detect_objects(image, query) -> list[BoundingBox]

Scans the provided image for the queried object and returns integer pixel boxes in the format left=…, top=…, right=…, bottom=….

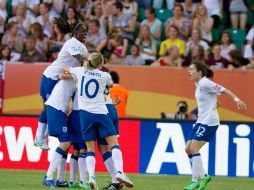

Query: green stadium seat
left=247, top=11, right=254, bottom=27
left=6, top=0, right=12, bottom=17
left=212, top=28, right=222, bottom=43
left=155, top=9, right=173, bottom=23
left=225, top=29, right=246, bottom=50
left=138, top=7, right=146, bottom=22
left=133, top=24, right=139, bottom=39
left=161, top=24, right=167, bottom=41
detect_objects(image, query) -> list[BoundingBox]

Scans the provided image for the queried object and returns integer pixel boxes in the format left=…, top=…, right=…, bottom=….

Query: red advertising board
left=0, top=116, right=140, bottom=173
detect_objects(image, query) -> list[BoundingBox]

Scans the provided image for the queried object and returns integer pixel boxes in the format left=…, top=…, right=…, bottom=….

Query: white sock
left=192, top=153, right=204, bottom=182
left=46, top=147, right=66, bottom=180
left=70, top=155, right=78, bottom=183
left=86, top=152, right=96, bottom=179
left=111, top=146, right=123, bottom=173
left=36, top=122, right=47, bottom=142
left=104, top=155, right=117, bottom=183
left=57, top=157, right=67, bottom=182
left=44, top=125, right=48, bottom=139
left=79, top=153, right=88, bottom=183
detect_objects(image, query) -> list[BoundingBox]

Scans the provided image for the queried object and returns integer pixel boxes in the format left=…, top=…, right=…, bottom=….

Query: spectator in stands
left=42, top=0, right=65, bottom=18
left=20, top=35, right=47, bottom=63
left=153, top=0, right=175, bottom=10
left=109, top=71, right=129, bottom=118
left=227, top=49, right=250, bottom=70
left=182, top=44, right=206, bottom=67
left=0, top=45, right=12, bottom=62
left=36, top=2, right=54, bottom=38
left=164, top=4, right=191, bottom=40
left=229, top=0, right=248, bottom=30
left=141, top=7, right=162, bottom=44
left=30, top=23, right=49, bottom=55
left=1, top=22, right=24, bottom=55
left=184, top=28, right=209, bottom=59
left=135, top=24, right=157, bottom=65
left=107, top=28, right=128, bottom=65
left=48, top=19, right=70, bottom=50
left=193, top=4, right=213, bottom=43
left=124, top=44, right=145, bottom=65
left=135, top=0, right=151, bottom=8
left=152, top=46, right=182, bottom=67
left=122, top=0, right=138, bottom=21
left=0, top=0, right=7, bottom=40
left=207, top=43, right=228, bottom=69
left=8, top=3, right=35, bottom=37
left=202, top=0, right=221, bottom=28
left=47, top=45, right=61, bottom=62
left=246, top=24, right=254, bottom=44
left=159, top=25, right=185, bottom=56
left=108, top=1, right=135, bottom=43
left=220, top=31, right=236, bottom=61
left=64, top=6, right=80, bottom=25
left=88, top=1, right=107, bottom=35
left=12, top=0, right=40, bottom=19
left=86, top=19, right=107, bottom=52
left=101, top=0, right=114, bottom=18
left=180, top=0, right=198, bottom=20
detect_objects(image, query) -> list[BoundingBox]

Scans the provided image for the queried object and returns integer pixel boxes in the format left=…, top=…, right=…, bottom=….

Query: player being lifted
left=184, top=61, right=247, bottom=190
left=61, top=50, right=134, bottom=189
left=34, top=17, right=88, bottom=150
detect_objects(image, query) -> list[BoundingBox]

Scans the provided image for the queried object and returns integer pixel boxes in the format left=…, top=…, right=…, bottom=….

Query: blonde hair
left=84, top=50, right=106, bottom=69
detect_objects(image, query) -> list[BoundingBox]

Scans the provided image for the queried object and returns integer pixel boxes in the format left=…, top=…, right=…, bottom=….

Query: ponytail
left=53, top=17, right=71, bottom=34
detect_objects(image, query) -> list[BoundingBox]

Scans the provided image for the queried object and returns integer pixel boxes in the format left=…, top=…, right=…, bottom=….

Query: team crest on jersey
left=199, top=87, right=203, bottom=92
left=213, top=85, right=221, bottom=92
left=62, top=126, right=68, bottom=133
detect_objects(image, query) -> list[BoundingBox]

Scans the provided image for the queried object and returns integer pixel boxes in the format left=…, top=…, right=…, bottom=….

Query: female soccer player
left=34, top=17, right=88, bottom=150
left=184, top=61, right=247, bottom=190
left=62, top=51, right=134, bottom=189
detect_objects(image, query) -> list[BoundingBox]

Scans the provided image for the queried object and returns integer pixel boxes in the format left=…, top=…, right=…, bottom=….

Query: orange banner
left=3, top=63, right=254, bottom=121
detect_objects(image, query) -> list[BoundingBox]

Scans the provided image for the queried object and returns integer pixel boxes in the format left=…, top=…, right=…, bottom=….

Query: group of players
left=33, top=17, right=133, bottom=190
left=32, top=17, right=247, bottom=190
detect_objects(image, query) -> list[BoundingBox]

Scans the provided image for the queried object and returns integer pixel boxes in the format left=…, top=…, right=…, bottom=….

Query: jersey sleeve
left=204, top=79, right=225, bottom=94
left=106, top=73, right=113, bottom=87
left=66, top=40, right=83, bottom=56
left=69, top=67, right=80, bottom=80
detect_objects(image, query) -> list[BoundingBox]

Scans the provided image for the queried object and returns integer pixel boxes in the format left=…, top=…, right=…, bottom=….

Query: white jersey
left=45, top=79, right=76, bottom=114
left=70, top=67, right=113, bottom=114
left=195, top=77, right=225, bottom=126
left=43, top=37, right=88, bottom=80
left=104, top=86, right=113, bottom=105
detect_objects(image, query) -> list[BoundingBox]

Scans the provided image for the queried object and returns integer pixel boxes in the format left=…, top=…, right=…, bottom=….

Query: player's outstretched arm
left=58, top=73, right=73, bottom=80
left=223, top=89, right=247, bottom=110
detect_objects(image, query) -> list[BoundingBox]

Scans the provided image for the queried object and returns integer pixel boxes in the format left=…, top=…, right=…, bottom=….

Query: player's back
left=43, top=38, right=88, bottom=80
left=110, top=84, right=129, bottom=117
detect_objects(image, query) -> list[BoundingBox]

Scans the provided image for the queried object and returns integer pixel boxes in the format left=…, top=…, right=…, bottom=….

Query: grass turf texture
left=0, top=169, right=254, bottom=190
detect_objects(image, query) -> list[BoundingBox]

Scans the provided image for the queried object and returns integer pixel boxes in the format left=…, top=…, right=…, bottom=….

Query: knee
left=185, top=147, right=191, bottom=155
left=189, top=145, right=199, bottom=154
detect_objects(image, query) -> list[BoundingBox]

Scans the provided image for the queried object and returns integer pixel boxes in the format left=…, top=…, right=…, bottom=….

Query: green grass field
left=0, top=169, right=254, bottom=190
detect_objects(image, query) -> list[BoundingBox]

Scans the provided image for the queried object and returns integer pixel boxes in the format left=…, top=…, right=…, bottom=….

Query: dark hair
left=113, top=1, right=123, bottom=11
left=30, top=23, right=44, bottom=40
left=191, top=60, right=214, bottom=78
left=89, top=19, right=100, bottom=27
left=0, top=44, right=11, bottom=60
left=221, top=32, right=232, bottom=45
left=146, top=7, right=156, bottom=16
left=174, top=4, right=184, bottom=12
left=131, top=44, right=140, bottom=54
left=229, top=49, right=243, bottom=62
left=110, top=71, right=119, bottom=83
left=5, top=21, right=17, bottom=31
left=53, top=17, right=87, bottom=36
left=64, top=6, right=79, bottom=23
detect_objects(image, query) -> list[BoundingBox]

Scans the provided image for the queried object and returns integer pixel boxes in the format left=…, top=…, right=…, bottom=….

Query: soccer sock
left=192, top=153, right=204, bottom=182
left=79, top=153, right=88, bottom=183
left=86, top=152, right=96, bottom=179
left=111, top=145, right=123, bottom=173
left=103, top=151, right=117, bottom=183
left=46, top=147, right=66, bottom=180
left=57, top=154, right=67, bottom=182
left=36, top=122, right=47, bottom=142
left=70, top=154, right=79, bottom=183
left=44, top=125, right=48, bottom=139
left=188, top=154, right=193, bottom=165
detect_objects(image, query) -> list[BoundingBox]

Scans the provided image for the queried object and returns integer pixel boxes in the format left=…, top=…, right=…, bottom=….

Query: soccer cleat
left=42, top=176, right=56, bottom=188
left=69, top=182, right=81, bottom=188
left=55, top=180, right=69, bottom=187
left=89, top=176, right=99, bottom=189
left=102, top=182, right=124, bottom=190
left=34, top=138, right=50, bottom=151
left=184, top=181, right=200, bottom=190
left=115, top=171, right=134, bottom=188
left=198, top=175, right=211, bottom=190
left=79, top=181, right=90, bottom=189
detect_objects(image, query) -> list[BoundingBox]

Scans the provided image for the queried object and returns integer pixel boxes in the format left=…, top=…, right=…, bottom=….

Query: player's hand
left=236, top=100, right=247, bottom=110
left=113, top=96, right=121, bottom=105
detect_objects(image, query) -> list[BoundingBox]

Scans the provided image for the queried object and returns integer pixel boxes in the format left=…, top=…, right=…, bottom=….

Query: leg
left=166, top=0, right=175, bottom=9
left=153, top=0, right=163, bottom=9
left=240, top=12, right=247, bottom=30
left=78, top=146, right=89, bottom=188
left=69, top=146, right=79, bottom=186
left=231, top=13, right=239, bottom=29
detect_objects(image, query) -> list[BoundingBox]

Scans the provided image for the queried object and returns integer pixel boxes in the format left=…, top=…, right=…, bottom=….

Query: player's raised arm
left=222, top=89, right=247, bottom=110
